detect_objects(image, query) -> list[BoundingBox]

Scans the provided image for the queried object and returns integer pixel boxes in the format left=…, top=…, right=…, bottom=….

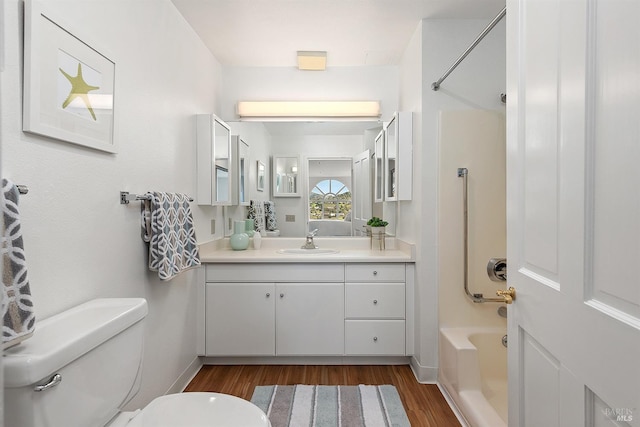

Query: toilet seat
left=124, top=393, right=270, bottom=427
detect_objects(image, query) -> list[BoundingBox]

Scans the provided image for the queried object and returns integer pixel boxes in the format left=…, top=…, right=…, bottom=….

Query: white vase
left=370, top=226, right=386, bottom=250
left=253, top=231, right=262, bottom=249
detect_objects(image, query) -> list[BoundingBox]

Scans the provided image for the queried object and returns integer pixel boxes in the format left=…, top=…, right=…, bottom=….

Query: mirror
left=273, top=155, right=300, bottom=197
left=196, top=114, right=232, bottom=205
left=257, top=161, right=265, bottom=192
left=214, top=117, right=231, bottom=204
left=227, top=120, right=394, bottom=237
left=231, top=136, right=249, bottom=205
left=374, top=129, right=384, bottom=202
left=385, top=115, right=397, bottom=201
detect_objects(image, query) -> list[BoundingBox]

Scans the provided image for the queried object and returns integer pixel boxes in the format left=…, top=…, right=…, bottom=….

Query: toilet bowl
left=3, top=298, right=270, bottom=427
left=108, top=393, right=269, bottom=427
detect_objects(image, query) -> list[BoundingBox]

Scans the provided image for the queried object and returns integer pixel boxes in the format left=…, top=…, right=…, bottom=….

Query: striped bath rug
left=250, top=384, right=411, bottom=427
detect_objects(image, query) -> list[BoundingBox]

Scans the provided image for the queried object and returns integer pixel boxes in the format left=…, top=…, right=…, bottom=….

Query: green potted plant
left=367, top=217, right=387, bottom=250
left=366, top=217, right=388, bottom=235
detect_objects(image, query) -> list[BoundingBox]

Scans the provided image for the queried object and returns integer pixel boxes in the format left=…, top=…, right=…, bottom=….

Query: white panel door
left=205, top=283, right=275, bottom=356
left=276, top=283, right=344, bottom=355
left=352, top=150, right=372, bottom=236
left=507, top=0, right=640, bottom=426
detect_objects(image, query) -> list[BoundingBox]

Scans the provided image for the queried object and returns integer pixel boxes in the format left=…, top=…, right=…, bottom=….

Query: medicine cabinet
left=377, top=112, right=413, bottom=202
left=374, top=129, right=384, bottom=203
left=273, top=155, right=301, bottom=197
left=196, top=114, right=232, bottom=205
left=231, top=136, right=250, bottom=206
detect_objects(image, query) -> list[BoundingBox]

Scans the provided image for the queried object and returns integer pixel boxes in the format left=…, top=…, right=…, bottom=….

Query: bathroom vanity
left=197, top=238, right=415, bottom=362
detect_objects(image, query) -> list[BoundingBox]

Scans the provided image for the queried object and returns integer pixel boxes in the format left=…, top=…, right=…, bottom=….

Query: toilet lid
left=127, top=393, right=270, bottom=427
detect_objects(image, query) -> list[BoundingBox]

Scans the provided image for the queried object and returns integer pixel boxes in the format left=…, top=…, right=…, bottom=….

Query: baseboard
left=201, top=355, right=411, bottom=365
left=168, top=356, right=203, bottom=394
left=408, top=356, right=438, bottom=383
left=437, top=382, right=470, bottom=427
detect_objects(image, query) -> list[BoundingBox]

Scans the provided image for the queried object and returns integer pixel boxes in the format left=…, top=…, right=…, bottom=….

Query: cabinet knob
left=266, top=293, right=270, bottom=298
left=373, top=336, right=378, bottom=342
left=373, top=299, right=378, bottom=305
left=373, top=271, right=378, bottom=276
left=280, top=293, right=284, bottom=298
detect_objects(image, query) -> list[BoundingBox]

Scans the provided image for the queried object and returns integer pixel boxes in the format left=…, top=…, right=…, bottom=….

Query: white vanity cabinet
left=201, top=262, right=412, bottom=359
left=344, top=264, right=407, bottom=355
left=203, top=264, right=344, bottom=357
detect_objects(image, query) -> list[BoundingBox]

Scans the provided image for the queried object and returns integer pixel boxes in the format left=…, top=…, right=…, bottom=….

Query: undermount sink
left=277, top=248, right=340, bottom=255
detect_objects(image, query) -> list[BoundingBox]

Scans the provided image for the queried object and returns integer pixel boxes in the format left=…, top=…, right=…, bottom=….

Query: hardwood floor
left=184, top=365, right=461, bottom=427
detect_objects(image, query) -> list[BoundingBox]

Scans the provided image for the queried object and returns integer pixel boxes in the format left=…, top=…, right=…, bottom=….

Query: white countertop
left=198, top=237, right=415, bottom=263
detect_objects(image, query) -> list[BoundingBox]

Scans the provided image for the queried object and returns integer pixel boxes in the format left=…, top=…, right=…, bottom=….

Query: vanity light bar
left=236, top=101, right=381, bottom=119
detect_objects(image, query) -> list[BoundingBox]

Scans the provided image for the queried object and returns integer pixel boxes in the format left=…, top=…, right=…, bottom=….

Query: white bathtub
left=439, top=328, right=507, bottom=427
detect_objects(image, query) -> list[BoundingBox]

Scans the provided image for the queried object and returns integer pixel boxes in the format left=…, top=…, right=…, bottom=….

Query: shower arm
left=458, top=167, right=508, bottom=303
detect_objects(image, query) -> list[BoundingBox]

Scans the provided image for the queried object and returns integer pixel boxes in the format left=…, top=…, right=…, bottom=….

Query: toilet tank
left=4, top=298, right=148, bottom=427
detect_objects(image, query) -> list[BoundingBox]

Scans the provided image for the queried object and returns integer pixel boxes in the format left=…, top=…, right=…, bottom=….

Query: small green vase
left=244, top=219, right=255, bottom=237
left=230, top=220, right=249, bottom=250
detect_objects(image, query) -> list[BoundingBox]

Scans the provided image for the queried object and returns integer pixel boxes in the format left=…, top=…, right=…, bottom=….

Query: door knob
left=496, top=287, right=516, bottom=304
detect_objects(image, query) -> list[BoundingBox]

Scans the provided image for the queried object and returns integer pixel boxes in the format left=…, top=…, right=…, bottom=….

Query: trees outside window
left=309, top=179, right=351, bottom=220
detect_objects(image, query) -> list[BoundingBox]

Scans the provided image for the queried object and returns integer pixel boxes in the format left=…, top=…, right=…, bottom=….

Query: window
left=309, top=179, right=351, bottom=220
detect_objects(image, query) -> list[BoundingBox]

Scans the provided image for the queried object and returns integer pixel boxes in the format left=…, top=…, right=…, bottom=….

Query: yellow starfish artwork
left=59, top=62, right=100, bottom=121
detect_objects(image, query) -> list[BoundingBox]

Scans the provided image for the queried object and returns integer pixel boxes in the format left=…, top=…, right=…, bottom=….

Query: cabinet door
left=374, top=130, right=385, bottom=202
left=196, top=114, right=232, bottom=206
left=205, top=283, right=275, bottom=356
left=231, top=136, right=250, bottom=206
left=276, top=283, right=344, bottom=355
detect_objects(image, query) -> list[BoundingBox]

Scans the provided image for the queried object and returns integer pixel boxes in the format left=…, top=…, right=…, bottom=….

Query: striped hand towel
left=248, top=200, right=266, bottom=233
left=264, top=201, right=278, bottom=231
left=1, top=179, right=35, bottom=348
left=141, top=192, right=200, bottom=281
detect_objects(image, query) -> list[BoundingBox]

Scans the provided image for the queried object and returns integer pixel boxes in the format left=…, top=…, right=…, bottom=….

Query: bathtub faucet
left=301, top=229, right=319, bottom=249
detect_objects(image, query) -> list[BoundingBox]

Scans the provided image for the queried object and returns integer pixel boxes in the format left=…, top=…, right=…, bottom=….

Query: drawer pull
left=266, top=293, right=270, bottom=298
left=373, top=336, right=378, bottom=342
left=373, top=271, right=378, bottom=276
left=373, top=299, right=378, bottom=305
left=280, top=293, right=284, bottom=298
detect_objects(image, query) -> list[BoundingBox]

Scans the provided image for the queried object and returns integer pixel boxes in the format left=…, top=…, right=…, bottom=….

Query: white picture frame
left=23, top=0, right=117, bottom=153
left=257, top=161, right=265, bottom=192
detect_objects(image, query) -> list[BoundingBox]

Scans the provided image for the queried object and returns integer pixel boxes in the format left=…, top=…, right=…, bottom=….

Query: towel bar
left=17, top=185, right=28, bottom=195
left=120, top=191, right=194, bottom=204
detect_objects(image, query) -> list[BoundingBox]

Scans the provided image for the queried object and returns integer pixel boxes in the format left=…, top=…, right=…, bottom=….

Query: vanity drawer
left=345, top=264, right=405, bottom=282
left=345, top=283, right=405, bottom=319
left=345, top=320, right=405, bottom=355
left=205, top=263, right=344, bottom=282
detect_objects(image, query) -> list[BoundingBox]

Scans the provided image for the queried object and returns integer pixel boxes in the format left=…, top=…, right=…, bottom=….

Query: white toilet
left=3, top=298, right=271, bottom=427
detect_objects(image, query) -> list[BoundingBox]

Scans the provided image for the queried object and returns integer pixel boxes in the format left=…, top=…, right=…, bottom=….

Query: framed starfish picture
left=23, top=0, right=117, bottom=153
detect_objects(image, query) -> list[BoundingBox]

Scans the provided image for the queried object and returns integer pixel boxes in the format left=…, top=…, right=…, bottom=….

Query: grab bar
left=458, top=168, right=506, bottom=303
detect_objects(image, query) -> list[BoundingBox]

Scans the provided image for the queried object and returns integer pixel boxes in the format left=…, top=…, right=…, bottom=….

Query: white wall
left=1, top=0, right=220, bottom=409
left=410, top=18, right=506, bottom=382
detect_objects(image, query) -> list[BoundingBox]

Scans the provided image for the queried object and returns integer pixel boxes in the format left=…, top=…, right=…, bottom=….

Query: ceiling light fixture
left=297, top=51, right=327, bottom=71
left=236, top=101, right=381, bottom=119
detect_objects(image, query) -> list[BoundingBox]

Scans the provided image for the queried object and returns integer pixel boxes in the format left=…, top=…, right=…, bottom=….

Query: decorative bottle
left=253, top=230, right=262, bottom=249
left=230, top=220, right=249, bottom=250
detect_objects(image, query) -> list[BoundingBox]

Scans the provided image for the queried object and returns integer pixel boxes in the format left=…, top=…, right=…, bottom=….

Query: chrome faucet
left=301, top=229, right=319, bottom=249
